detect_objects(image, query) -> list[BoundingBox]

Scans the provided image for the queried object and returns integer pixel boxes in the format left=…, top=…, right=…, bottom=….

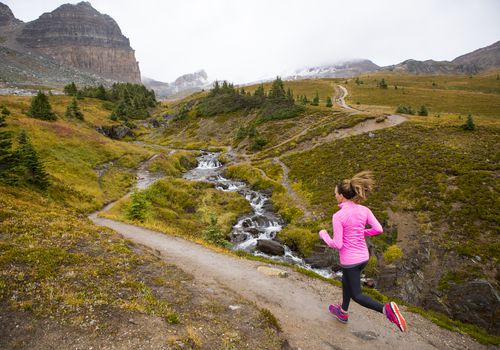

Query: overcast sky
left=3, top=0, right=500, bottom=83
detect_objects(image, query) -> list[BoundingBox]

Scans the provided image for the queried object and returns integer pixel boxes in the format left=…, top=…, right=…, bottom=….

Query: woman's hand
left=319, top=229, right=329, bottom=240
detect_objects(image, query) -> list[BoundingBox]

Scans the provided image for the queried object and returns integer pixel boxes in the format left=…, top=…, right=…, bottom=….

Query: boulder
left=256, top=239, right=284, bottom=256
left=96, top=125, right=133, bottom=140
left=446, top=280, right=500, bottom=333
left=257, top=266, right=288, bottom=278
left=304, top=244, right=340, bottom=270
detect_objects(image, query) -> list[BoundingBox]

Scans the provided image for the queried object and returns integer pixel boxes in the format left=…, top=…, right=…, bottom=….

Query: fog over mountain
left=3, top=0, right=500, bottom=84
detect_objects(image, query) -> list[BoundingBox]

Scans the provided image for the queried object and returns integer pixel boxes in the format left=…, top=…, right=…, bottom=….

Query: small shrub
left=364, top=255, right=378, bottom=277
left=395, top=105, right=415, bottom=115
left=418, top=105, right=428, bottom=116
left=126, top=190, right=149, bottom=221
left=259, top=308, right=282, bottom=332
left=202, top=214, right=229, bottom=247
left=383, top=244, right=403, bottom=263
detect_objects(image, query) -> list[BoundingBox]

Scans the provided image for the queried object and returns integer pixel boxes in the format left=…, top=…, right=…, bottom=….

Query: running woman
left=319, top=171, right=407, bottom=332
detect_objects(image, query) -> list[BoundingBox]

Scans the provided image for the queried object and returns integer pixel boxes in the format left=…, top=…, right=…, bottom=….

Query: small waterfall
left=183, top=151, right=333, bottom=278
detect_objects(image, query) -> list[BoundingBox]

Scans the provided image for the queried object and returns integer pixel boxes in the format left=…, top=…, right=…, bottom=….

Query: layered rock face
left=15, top=2, right=140, bottom=83
left=0, top=2, right=21, bottom=27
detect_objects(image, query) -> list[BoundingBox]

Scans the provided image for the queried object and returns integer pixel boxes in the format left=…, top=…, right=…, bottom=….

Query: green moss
left=277, top=225, right=317, bottom=257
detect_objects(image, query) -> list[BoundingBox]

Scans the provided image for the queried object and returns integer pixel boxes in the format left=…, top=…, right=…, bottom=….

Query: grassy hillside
left=0, top=95, right=154, bottom=212
left=345, top=69, right=500, bottom=117
left=0, top=95, right=285, bottom=348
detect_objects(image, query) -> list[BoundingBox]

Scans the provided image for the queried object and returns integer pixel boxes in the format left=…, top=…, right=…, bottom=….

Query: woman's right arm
left=319, top=214, right=343, bottom=249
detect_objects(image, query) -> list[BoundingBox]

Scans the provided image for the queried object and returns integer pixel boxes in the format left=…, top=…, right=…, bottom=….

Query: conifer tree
left=16, top=130, right=49, bottom=189
left=63, top=82, right=78, bottom=96
left=379, top=78, right=388, bottom=89
left=268, top=77, right=286, bottom=101
left=286, top=88, right=294, bottom=103
left=0, top=109, right=14, bottom=183
left=254, top=84, right=266, bottom=99
left=462, top=114, right=476, bottom=131
left=65, top=98, right=84, bottom=120
left=28, top=91, right=57, bottom=121
left=96, top=84, right=107, bottom=100
left=210, top=80, right=220, bottom=96
left=326, top=96, right=333, bottom=107
left=311, top=92, right=320, bottom=106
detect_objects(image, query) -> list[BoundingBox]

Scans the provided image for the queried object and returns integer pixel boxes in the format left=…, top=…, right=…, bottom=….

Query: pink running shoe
left=329, top=304, right=348, bottom=323
left=384, top=302, right=407, bottom=332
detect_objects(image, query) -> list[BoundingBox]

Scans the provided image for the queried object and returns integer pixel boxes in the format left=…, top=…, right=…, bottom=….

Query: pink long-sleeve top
left=319, top=200, right=383, bottom=266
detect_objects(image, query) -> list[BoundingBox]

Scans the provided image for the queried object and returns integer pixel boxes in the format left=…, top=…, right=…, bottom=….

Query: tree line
left=64, top=82, right=157, bottom=120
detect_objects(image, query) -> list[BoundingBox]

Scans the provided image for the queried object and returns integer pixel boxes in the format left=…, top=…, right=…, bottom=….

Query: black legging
left=342, top=261, right=384, bottom=313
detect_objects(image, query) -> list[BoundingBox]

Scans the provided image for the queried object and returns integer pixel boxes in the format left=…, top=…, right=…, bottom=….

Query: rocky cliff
left=0, top=2, right=21, bottom=27
left=12, top=2, right=140, bottom=83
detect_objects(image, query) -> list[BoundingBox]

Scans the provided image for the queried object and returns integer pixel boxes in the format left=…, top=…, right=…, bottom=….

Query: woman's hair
left=336, top=171, right=375, bottom=203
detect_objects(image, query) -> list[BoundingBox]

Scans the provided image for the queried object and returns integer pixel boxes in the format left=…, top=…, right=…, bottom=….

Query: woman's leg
left=341, top=268, right=351, bottom=311
left=343, top=262, right=384, bottom=313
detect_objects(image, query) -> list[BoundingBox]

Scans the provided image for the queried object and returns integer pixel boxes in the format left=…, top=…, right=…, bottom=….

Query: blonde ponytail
left=337, top=171, right=375, bottom=203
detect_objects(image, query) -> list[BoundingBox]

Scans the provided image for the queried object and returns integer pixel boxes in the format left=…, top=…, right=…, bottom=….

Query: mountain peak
left=0, top=2, right=22, bottom=26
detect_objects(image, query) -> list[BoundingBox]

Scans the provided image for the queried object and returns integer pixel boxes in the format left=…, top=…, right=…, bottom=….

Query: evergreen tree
left=418, top=105, right=428, bottom=116
left=63, top=82, right=78, bottom=96
left=462, top=114, right=475, bottom=131
left=0, top=110, right=14, bottom=183
left=110, top=101, right=127, bottom=121
left=326, top=96, right=333, bottom=107
left=254, top=84, right=266, bottom=99
left=1, top=105, right=11, bottom=117
left=210, top=80, right=220, bottom=96
left=379, top=78, right=388, bottom=89
left=311, top=92, right=320, bottom=106
left=65, top=98, right=84, bottom=120
left=286, top=88, right=294, bottom=103
left=16, top=130, right=49, bottom=189
left=28, top=91, right=57, bottom=121
left=96, top=84, right=107, bottom=100
left=268, top=77, right=286, bottom=101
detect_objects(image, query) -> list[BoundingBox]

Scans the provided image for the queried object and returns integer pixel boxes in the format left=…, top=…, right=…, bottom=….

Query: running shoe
left=329, top=303, right=348, bottom=323
left=384, top=302, right=407, bottom=332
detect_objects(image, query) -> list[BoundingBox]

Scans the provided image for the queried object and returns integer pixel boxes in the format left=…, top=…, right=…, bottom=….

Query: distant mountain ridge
left=283, top=59, right=380, bottom=80
left=142, top=70, right=211, bottom=99
left=381, top=40, right=500, bottom=75
left=0, top=1, right=140, bottom=85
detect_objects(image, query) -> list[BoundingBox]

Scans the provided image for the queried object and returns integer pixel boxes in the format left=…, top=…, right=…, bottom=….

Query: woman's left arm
left=364, top=208, right=383, bottom=236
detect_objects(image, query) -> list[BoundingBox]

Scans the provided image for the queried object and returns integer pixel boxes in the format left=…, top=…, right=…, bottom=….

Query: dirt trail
left=336, top=85, right=358, bottom=112
left=273, top=157, right=315, bottom=221
left=89, top=209, right=486, bottom=349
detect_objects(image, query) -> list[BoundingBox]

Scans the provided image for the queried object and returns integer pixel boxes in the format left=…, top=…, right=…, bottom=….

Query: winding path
left=88, top=158, right=484, bottom=350
left=336, top=85, right=358, bottom=112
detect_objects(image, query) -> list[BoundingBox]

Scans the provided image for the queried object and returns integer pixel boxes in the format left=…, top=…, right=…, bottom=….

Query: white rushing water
left=183, top=151, right=333, bottom=278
